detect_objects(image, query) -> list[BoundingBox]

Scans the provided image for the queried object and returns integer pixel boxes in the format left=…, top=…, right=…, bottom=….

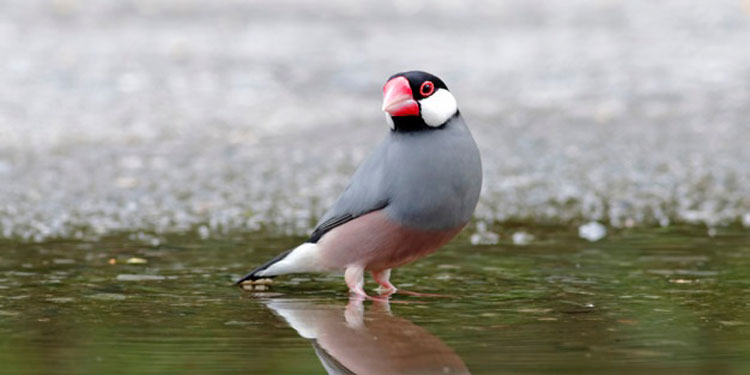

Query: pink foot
left=346, top=265, right=389, bottom=302
left=371, top=269, right=398, bottom=296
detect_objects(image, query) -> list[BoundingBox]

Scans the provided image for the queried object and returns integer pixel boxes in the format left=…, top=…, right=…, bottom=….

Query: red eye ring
left=419, top=81, right=435, bottom=97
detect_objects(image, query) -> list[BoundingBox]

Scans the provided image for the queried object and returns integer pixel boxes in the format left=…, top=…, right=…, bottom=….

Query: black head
left=382, top=71, right=459, bottom=132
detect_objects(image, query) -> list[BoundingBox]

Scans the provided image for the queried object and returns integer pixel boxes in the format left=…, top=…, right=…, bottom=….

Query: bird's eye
left=419, top=81, right=435, bottom=97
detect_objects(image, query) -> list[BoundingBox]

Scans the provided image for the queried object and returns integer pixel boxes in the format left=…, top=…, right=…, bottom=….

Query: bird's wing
left=308, top=140, right=390, bottom=243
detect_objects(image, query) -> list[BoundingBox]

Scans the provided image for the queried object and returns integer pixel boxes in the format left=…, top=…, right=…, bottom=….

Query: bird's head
left=381, top=71, right=458, bottom=132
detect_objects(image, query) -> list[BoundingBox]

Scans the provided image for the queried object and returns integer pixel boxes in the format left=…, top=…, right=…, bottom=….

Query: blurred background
left=3, top=3, right=750, bottom=374
left=1, top=0, right=749, bottom=242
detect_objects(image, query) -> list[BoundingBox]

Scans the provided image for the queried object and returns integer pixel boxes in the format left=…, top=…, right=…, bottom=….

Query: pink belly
left=316, top=210, right=463, bottom=272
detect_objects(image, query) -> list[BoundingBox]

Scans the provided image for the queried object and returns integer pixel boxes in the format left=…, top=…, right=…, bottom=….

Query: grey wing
left=307, top=140, right=390, bottom=243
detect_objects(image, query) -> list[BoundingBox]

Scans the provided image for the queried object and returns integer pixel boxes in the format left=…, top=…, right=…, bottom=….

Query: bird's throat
left=390, top=112, right=458, bottom=133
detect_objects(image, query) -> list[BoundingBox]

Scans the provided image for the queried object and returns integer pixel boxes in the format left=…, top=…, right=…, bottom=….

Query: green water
left=1, top=227, right=749, bottom=374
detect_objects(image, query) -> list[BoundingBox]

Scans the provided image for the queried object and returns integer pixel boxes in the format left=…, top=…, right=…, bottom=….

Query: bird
left=264, top=298, right=470, bottom=374
left=235, top=71, right=482, bottom=298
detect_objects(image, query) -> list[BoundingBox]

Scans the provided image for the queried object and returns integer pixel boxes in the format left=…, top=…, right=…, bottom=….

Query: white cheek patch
left=385, top=113, right=395, bottom=129
left=419, top=89, right=458, bottom=127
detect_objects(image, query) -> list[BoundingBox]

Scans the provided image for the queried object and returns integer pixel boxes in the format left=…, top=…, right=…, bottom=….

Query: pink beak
left=382, top=76, right=419, bottom=117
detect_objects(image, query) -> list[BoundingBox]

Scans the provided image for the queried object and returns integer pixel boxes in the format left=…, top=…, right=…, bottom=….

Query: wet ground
left=1, top=0, right=750, bottom=241
left=1, top=227, right=749, bottom=374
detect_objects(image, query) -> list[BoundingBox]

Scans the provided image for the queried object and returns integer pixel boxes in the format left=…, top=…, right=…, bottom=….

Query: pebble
left=88, top=293, right=127, bottom=301
left=512, top=232, right=534, bottom=245
left=116, top=274, right=166, bottom=281
left=579, top=222, right=607, bottom=242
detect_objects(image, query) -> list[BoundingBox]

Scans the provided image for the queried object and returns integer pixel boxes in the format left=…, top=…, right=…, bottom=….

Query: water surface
left=1, top=227, right=749, bottom=374
left=2, top=0, right=750, bottom=242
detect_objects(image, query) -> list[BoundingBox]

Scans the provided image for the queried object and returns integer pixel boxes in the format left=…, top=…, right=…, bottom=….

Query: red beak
left=382, top=76, right=419, bottom=117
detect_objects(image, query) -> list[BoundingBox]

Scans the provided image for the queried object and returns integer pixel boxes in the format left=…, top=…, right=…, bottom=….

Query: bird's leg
left=371, top=269, right=397, bottom=296
left=371, top=268, right=451, bottom=298
left=345, top=266, right=394, bottom=303
left=369, top=296, right=392, bottom=315
left=344, top=296, right=366, bottom=329
left=345, top=293, right=394, bottom=329
left=345, top=265, right=368, bottom=299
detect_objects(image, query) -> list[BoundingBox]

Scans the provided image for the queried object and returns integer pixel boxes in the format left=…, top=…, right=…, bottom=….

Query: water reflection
left=262, top=298, right=470, bottom=375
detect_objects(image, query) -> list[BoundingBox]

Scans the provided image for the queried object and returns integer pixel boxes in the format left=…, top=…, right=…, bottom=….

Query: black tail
left=234, top=249, right=293, bottom=285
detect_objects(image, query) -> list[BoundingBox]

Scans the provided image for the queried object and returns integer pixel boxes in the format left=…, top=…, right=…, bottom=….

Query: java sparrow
left=264, top=298, right=470, bottom=374
left=236, top=71, right=482, bottom=298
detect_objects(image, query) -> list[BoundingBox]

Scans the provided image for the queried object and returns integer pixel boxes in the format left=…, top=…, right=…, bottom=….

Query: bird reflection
left=262, top=297, right=470, bottom=375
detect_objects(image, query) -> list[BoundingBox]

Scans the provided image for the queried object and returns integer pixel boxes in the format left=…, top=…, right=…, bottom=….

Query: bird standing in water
left=236, top=71, right=482, bottom=298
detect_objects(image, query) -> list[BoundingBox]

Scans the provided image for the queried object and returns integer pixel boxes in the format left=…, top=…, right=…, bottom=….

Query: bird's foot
left=345, top=294, right=395, bottom=328
left=370, top=269, right=397, bottom=296
left=345, top=296, right=366, bottom=328
left=376, top=285, right=398, bottom=296
left=346, top=266, right=390, bottom=301
left=349, top=287, right=391, bottom=302
left=345, top=266, right=372, bottom=300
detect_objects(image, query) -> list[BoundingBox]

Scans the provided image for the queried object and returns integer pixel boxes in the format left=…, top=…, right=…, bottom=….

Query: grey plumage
left=236, top=71, right=482, bottom=288
left=315, top=113, right=481, bottom=235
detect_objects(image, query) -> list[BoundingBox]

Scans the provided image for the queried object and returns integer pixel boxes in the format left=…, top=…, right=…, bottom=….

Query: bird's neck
left=390, top=111, right=460, bottom=133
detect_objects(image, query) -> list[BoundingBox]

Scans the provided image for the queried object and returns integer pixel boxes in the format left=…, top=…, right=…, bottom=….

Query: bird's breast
left=384, top=120, right=482, bottom=230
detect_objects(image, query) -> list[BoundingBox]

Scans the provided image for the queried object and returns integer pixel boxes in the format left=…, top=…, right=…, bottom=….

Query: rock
left=579, top=222, right=606, bottom=242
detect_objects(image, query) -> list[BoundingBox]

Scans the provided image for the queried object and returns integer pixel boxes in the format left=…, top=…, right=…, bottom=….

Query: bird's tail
left=235, top=243, right=320, bottom=285
left=234, top=249, right=293, bottom=285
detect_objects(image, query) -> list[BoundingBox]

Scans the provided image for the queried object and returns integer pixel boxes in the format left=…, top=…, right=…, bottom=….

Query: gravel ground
left=1, top=0, right=749, bottom=241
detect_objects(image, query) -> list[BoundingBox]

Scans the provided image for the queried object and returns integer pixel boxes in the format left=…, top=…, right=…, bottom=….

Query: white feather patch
left=419, top=88, right=458, bottom=127
left=385, top=113, right=395, bottom=129
left=259, top=243, right=322, bottom=277
left=264, top=300, right=318, bottom=339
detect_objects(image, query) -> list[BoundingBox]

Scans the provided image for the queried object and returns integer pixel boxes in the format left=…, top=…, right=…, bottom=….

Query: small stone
left=512, top=231, right=534, bottom=245
left=238, top=278, right=273, bottom=285
left=116, top=274, right=166, bottom=281
left=198, top=226, right=210, bottom=239
left=437, top=264, right=460, bottom=269
left=742, top=213, right=750, bottom=228
left=470, top=221, right=500, bottom=245
left=517, top=308, right=553, bottom=314
left=224, top=321, right=257, bottom=326
left=579, top=222, right=606, bottom=242
left=719, top=321, right=747, bottom=326
left=240, top=283, right=268, bottom=291
left=46, top=297, right=75, bottom=303
left=88, top=293, right=127, bottom=301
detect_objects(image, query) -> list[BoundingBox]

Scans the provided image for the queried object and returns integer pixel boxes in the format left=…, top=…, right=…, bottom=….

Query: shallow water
left=1, top=227, right=749, bottom=374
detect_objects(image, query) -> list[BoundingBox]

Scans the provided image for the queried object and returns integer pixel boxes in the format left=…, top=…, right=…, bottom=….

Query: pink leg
left=345, top=266, right=368, bottom=298
left=371, top=269, right=452, bottom=298
left=371, top=269, right=397, bottom=295
left=345, top=266, right=393, bottom=302
left=344, top=296, right=365, bottom=329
